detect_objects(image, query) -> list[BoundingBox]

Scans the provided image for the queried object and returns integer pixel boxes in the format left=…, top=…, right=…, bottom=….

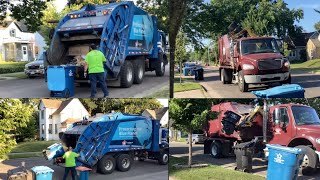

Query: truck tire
left=155, top=55, right=165, bottom=77
left=133, top=59, right=145, bottom=84
left=210, top=141, right=222, bottom=158
left=97, top=155, right=116, bottom=174
left=296, top=145, right=318, bottom=175
left=158, top=150, right=169, bottom=165
left=221, top=69, right=232, bottom=84
left=238, top=70, right=249, bottom=92
left=116, top=154, right=132, bottom=172
left=120, top=61, right=134, bottom=88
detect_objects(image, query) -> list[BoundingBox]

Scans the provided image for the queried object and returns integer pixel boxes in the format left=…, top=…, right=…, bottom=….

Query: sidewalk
left=174, top=89, right=210, bottom=98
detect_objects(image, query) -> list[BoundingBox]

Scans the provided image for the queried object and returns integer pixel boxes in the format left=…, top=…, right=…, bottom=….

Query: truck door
left=269, top=107, right=294, bottom=146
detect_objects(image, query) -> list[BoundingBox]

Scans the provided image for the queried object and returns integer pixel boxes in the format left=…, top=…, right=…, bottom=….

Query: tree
left=170, top=99, right=217, bottom=167
left=0, top=0, right=47, bottom=32
left=0, top=99, right=34, bottom=159
left=315, top=22, right=320, bottom=31
left=175, top=31, right=187, bottom=83
left=283, top=42, right=291, bottom=57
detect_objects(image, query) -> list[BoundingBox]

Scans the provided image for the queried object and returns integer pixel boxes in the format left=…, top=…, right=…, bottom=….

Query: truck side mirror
left=274, top=108, right=281, bottom=125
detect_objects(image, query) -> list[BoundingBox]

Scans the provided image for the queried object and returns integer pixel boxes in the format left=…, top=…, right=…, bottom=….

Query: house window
left=41, top=110, right=44, bottom=119
left=49, top=124, right=52, bottom=134
left=49, top=115, right=52, bottom=119
left=41, top=124, right=44, bottom=134
left=55, top=124, right=58, bottom=134
left=9, top=29, right=16, bottom=37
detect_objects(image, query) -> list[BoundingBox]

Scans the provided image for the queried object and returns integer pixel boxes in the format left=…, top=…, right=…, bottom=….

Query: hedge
left=0, top=62, right=28, bottom=74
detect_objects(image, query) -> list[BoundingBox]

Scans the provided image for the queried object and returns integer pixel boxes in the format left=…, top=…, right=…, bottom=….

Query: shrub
left=0, top=62, right=27, bottom=74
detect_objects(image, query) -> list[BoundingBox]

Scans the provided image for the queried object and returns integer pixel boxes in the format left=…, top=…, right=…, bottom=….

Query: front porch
left=2, top=42, right=34, bottom=62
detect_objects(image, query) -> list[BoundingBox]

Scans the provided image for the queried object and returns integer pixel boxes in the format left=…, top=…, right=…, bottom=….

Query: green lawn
left=11, top=141, right=59, bottom=153
left=169, top=156, right=264, bottom=180
left=0, top=72, right=27, bottom=79
left=8, top=152, right=44, bottom=159
left=291, top=59, right=320, bottom=73
left=174, top=83, right=203, bottom=93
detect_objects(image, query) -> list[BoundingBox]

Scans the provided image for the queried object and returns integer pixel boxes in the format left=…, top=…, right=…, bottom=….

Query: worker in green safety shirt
left=62, top=146, right=79, bottom=180
left=84, top=44, right=109, bottom=98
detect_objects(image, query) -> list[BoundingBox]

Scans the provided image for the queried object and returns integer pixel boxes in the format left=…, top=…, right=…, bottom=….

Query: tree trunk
left=188, top=131, right=192, bottom=167
left=169, top=0, right=188, bottom=98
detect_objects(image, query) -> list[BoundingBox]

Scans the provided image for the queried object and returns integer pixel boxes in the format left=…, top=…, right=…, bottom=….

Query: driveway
left=0, top=157, right=168, bottom=180
left=170, top=142, right=320, bottom=180
left=0, top=66, right=169, bottom=98
left=198, top=66, right=320, bottom=98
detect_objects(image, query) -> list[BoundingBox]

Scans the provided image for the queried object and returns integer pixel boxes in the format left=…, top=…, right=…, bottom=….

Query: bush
left=0, top=62, right=27, bottom=74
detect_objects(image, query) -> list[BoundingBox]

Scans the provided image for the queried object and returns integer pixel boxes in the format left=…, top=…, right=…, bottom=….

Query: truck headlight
left=243, top=64, right=255, bottom=70
left=284, top=61, right=290, bottom=68
left=316, top=138, right=320, bottom=144
left=25, top=64, right=29, bottom=68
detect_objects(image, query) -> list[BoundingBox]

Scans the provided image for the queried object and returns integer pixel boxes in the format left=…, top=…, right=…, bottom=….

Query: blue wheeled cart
left=31, top=166, right=54, bottom=180
left=47, top=66, right=76, bottom=97
left=266, top=144, right=305, bottom=180
left=252, top=84, right=305, bottom=98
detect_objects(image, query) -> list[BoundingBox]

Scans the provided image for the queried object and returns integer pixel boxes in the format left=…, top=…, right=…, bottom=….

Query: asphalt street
left=198, top=66, right=320, bottom=98
left=0, top=157, right=168, bottom=180
left=0, top=66, right=169, bottom=98
left=170, top=142, right=320, bottom=180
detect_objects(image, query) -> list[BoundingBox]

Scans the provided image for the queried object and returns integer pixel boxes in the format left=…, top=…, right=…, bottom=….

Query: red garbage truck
left=204, top=101, right=320, bottom=175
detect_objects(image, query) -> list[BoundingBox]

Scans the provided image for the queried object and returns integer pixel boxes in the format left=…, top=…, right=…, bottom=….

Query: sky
left=157, top=99, right=168, bottom=107
left=204, top=0, right=320, bottom=33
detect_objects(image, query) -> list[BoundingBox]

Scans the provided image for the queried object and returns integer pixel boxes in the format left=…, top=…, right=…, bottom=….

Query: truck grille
left=258, top=59, right=282, bottom=70
left=28, top=65, right=40, bottom=70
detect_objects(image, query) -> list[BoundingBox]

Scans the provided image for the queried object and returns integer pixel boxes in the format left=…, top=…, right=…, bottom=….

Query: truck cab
left=219, top=35, right=291, bottom=92
left=268, top=104, right=320, bottom=174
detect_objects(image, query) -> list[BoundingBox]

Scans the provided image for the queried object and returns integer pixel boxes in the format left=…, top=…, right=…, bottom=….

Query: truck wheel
left=97, top=155, right=116, bottom=174
left=120, top=61, right=134, bottom=88
left=133, top=59, right=145, bottom=84
left=296, top=145, right=318, bottom=175
left=221, top=69, right=232, bottom=84
left=116, top=154, right=132, bottom=172
left=155, top=55, right=165, bottom=77
left=210, top=141, right=222, bottom=158
left=158, top=150, right=169, bottom=165
left=238, top=70, right=248, bottom=92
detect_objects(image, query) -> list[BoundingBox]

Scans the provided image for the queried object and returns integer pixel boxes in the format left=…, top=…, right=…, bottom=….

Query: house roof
left=0, top=21, right=29, bottom=32
left=310, top=38, right=320, bottom=48
left=290, top=32, right=317, bottom=48
left=61, top=118, right=79, bottom=124
left=143, top=107, right=168, bottom=120
left=52, top=99, right=73, bottom=115
left=41, top=99, right=62, bottom=109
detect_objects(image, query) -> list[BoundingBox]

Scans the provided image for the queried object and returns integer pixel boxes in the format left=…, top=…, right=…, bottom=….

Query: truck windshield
left=292, top=106, right=320, bottom=125
left=241, top=38, right=280, bottom=55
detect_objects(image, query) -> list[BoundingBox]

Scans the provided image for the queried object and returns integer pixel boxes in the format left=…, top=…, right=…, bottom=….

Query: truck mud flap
left=204, top=140, right=211, bottom=154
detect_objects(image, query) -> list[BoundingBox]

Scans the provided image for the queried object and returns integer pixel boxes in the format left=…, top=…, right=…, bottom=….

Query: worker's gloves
left=84, top=72, right=87, bottom=78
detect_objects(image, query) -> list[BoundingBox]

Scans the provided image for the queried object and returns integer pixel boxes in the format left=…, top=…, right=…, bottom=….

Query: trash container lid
left=252, top=84, right=305, bottom=98
left=31, top=166, right=54, bottom=174
left=266, top=144, right=306, bottom=154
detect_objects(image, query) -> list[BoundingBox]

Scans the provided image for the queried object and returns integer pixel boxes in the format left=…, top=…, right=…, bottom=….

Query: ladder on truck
left=101, top=2, right=135, bottom=79
left=76, top=115, right=118, bottom=167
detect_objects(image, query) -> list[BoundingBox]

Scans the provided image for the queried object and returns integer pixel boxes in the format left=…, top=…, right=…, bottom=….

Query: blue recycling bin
left=183, top=67, right=191, bottom=76
left=43, top=143, right=65, bottom=161
left=252, top=84, right=305, bottom=98
left=47, top=65, right=76, bottom=97
left=31, top=166, right=54, bottom=180
left=266, top=144, right=305, bottom=180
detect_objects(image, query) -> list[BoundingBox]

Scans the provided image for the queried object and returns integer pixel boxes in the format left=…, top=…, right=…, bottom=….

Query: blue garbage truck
left=43, top=113, right=169, bottom=175
left=44, top=1, right=169, bottom=88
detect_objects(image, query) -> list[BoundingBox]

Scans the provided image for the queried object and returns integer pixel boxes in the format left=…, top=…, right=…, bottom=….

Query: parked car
left=185, top=130, right=205, bottom=144
left=24, top=54, right=44, bottom=78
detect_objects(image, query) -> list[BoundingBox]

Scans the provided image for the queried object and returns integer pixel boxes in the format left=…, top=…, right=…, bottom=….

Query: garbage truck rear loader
left=44, top=113, right=169, bottom=175
left=204, top=102, right=320, bottom=175
left=45, top=2, right=168, bottom=88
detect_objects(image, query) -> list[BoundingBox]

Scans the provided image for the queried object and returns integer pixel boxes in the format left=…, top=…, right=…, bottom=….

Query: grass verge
left=8, top=152, right=43, bottom=159
left=169, top=156, right=264, bottom=180
left=174, top=83, right=202, bottom=93
left=0, top=72, right=27, bottom=79
left=291, top=59, right=320, bottom=73
left=146, top=86, right=169, bottom=98
left=11, top=141, right=59, bottom=153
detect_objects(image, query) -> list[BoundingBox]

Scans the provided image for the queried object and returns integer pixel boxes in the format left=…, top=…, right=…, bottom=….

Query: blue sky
left=204, top=0, right=320, bottom=32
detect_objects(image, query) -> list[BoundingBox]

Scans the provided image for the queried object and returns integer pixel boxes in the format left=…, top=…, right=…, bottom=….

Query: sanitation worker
left=62, top=146, right=79, bottom=180
left=84, top=44, right=109, bottom=98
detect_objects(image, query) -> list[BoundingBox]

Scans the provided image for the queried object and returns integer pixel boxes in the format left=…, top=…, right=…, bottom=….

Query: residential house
left=0, top=21, right=46, bottom=62
left=306, top=31, right=320, bottom=60
left=38, top=99, right=89, bottom=141
left=142, top=107, right=169, bottom=127
left=285, top=32, right=315, bottom=61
